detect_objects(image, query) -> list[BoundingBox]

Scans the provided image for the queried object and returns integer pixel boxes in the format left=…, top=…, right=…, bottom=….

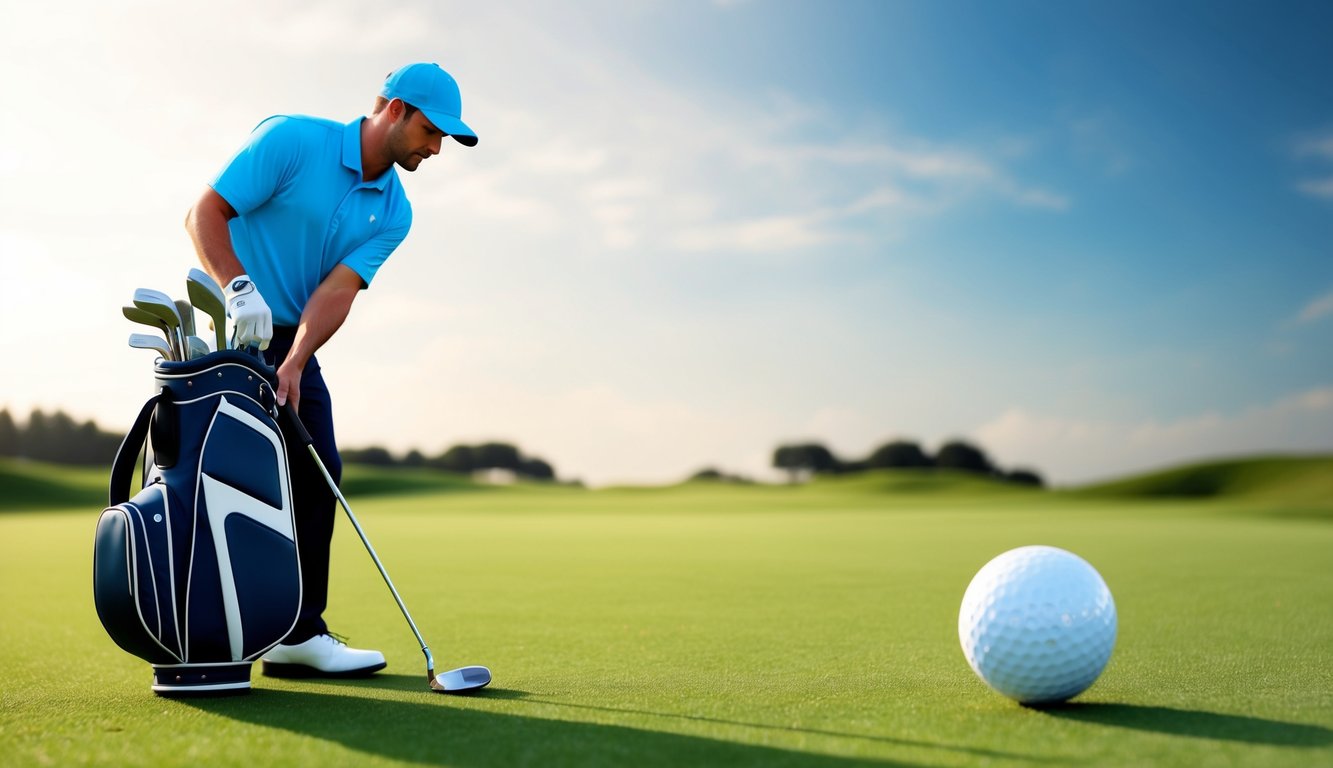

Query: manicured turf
left=2, top=466, right=1331, bottom=766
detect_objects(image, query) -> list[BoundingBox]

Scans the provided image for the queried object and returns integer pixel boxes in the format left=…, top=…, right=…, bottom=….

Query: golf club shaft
left=283, top=404, right=437, bottom=681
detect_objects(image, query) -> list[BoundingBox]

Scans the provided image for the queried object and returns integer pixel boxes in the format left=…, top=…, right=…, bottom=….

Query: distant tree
left=402, top=449, right=426, bottom=468
left=773, top=443, right=840, bottom=482
left=23, top=411, right=50, bottom=461
left=934, top=440, right=994, bottom=474
left=1005, top=469, right=1045, bottom=488
left=518, top=457, right=555, bottom=480
left=867, top=440, right=934, bottom=469
left=691, top=467, right=753, bottom=484
left=432, top=445, right=475, bottom=474
left=0, top=409, right=19, bottom=457
left=474, top=442, right=521, bottom=471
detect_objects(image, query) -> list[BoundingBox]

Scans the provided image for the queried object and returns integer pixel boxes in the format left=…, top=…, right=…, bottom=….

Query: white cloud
left=974, top=388, right=1333, bottom=485
left=1297, top=134, right=1333, bottom=160
left=1297, top=177, right=1333, bottom=200
left=1296, top=289, right=1333, bottom=325
left=1294, top=131, right=1333, bottom=201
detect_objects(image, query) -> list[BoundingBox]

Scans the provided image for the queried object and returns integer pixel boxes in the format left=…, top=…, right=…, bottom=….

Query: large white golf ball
left=958, top=545, right=1117, bottom=704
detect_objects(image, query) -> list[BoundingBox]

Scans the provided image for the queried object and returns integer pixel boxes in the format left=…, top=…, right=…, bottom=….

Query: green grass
left=1, top=463, right=1331, bottom=766
left=0, top=458, right=109, bottom=510
left=1074, top=454, right=1333, bottom=507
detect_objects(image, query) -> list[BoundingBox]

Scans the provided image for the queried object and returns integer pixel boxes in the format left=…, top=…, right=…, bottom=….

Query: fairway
left=2, top=476, right=1331, bottom=766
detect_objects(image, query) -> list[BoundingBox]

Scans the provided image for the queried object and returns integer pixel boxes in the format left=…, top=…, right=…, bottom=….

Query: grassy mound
left=339, top=464, right=486, bottom=497
left=0, top=458, right=107, bottom=511
left=1074, top=455, right=1333, bottom=504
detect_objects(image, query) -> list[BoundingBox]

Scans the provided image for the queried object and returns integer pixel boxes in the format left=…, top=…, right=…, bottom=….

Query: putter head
left=430, top=665, right=491, bottom=694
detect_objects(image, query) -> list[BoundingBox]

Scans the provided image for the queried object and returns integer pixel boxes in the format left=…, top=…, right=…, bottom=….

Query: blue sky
left=1, top=1, right=1330, bottom=485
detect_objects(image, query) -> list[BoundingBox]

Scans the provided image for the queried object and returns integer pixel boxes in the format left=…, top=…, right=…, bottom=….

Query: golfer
left=185, top=62, right=477, bottom=677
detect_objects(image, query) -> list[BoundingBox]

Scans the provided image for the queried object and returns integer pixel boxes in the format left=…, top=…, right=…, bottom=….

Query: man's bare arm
left=275, top=264, right=364, bottom=410
left=185, top=187, right=246, bottom=286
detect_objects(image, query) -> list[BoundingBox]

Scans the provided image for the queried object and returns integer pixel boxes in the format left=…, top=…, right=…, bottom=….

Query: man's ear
left=389, top=98, right=407, bottom=121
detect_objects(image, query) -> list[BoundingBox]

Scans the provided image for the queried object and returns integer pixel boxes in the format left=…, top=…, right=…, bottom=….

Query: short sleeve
left=210, top=116, right=304, bottom=216
left=340, top=204, right=412, bottom=287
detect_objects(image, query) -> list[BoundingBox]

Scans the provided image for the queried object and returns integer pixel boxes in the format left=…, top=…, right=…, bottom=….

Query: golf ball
left=958, top=545, right=1116, bottom=704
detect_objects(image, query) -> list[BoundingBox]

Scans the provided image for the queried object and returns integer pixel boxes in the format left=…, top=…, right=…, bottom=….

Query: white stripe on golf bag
left=126, top=488, right=184, bottom=660
left=107, top=494, right=185, bottom=663
left=192, top=396, right=297, bottom=662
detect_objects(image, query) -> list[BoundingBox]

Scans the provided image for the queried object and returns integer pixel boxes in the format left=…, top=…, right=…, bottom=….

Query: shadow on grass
left=477, top=687, right=1040, bottom=763
left=182, top=683, right=917, bottom=767
left=1033, top=702, right=1332, bottom=747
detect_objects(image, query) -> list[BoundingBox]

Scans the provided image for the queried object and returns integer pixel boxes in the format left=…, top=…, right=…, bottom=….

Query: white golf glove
left=224, top=274, right=273, bottom=351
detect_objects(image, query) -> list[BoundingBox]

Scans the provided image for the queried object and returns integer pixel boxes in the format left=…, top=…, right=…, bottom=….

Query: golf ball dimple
left=958, top=545, right=1116, bottom=704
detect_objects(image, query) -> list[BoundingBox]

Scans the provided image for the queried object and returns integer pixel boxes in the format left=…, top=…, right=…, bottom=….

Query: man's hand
left=225, top=274, right=274, bottom=350
left=276, top=358, right=303, bottom=411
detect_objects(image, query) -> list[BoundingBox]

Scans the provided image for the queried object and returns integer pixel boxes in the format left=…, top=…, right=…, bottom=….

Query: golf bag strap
left=108, top=393, right=163, bottom=506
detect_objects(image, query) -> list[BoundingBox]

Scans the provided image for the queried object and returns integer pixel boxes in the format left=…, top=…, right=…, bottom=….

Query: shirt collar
left=343, top=117, right=394, bottom=191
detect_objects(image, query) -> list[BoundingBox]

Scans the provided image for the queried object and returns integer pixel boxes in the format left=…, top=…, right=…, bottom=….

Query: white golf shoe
left=261, top=634, right=387, bottom=678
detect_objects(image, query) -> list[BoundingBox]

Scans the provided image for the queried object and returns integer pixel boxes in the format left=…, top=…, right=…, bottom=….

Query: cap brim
left=422, top=108, right=478, bottom=147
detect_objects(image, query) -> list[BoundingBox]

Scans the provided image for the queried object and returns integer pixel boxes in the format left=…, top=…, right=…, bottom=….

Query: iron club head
left=133, top=288, right=184, bottom=360
left=128, top=332, right=173, bottom=360
left=174, top=299, right=196, bottom=338
left=187, top=269, right=228, bottom=352
left=430, top=665, right=491, bottom=694
left=187, top=336, right=211, bottom=360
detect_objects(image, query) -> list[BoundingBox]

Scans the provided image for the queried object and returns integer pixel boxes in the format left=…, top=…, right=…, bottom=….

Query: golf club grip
left=283, top=403, right=314, bottom=446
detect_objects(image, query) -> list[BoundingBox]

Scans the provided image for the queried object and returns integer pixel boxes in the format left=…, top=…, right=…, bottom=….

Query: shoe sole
left=261, top=660, right=388, bottom=679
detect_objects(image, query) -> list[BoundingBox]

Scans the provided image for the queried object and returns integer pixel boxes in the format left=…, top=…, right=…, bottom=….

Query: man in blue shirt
left=185, top=63, right=477, bottom=677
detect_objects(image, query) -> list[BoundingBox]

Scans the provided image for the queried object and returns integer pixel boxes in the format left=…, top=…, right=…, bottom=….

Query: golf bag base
left=152, top=662, right=253, bottom=697
left=94, top=350, right=302, bottom=697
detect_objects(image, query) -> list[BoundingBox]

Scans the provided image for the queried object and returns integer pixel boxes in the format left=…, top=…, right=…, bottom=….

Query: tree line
left=342, top=442, right=557, bottom=481
left=771, top=439, right=1044, bottom=486
left=0, top=409, right=124, bottom=466
left=0, top=408, right=557, bottom=481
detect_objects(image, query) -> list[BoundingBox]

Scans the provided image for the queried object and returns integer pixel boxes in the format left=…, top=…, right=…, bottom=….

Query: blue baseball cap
left=381, top=63, right=478, bottom=147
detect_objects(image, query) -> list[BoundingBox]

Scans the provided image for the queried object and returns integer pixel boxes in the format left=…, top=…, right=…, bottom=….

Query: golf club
left=187, top=268, right=228, bottom=352
left=187, top=336, right=211, bottom=360
left=133, top=289, right=185, bottom=361
left=128, top=332, right=173, bottom=360
left=124, top=305, right=180, bottom=358
left=282, top=403, right=492, bottom=694
left=175, top=299, right=196, bottom=339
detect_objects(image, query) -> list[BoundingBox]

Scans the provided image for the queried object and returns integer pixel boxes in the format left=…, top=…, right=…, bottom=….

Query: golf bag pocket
left=94, top=351, right=302, bottom=696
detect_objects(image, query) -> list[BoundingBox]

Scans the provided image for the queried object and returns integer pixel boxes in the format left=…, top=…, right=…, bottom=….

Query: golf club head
left=174, top=299, right=196, bottom=337
left=188, top=336, right=212, bottom=360
left=187, top=269, right=228, bottom=351
left=128, top=332, right=173, bottom=360
left=430, top=665, right=491, bottom=694
left=133, top=288, right=184, bottom=359
left=122, top=305, right=161, bottom=328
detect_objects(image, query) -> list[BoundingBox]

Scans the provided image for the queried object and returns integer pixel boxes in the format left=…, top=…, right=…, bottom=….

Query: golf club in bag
left=93, top=349, right=302, bottom=696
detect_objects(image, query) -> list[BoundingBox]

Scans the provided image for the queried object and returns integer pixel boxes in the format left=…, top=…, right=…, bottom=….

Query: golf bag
left=93, top=350, right=302, bottom=696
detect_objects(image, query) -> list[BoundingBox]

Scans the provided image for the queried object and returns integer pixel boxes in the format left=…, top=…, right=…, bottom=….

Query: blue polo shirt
left=210, top=115, right=412, bottom=327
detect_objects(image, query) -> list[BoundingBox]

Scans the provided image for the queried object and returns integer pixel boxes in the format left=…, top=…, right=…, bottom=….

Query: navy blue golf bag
left=94, top=350, right=302, bottom=696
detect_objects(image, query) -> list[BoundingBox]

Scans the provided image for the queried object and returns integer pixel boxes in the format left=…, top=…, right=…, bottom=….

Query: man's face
left=387, top=107, right=446, bottom=172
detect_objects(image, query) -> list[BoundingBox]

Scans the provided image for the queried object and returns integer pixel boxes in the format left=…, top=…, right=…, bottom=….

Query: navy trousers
left=264, top=327, right=339, bottom=644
